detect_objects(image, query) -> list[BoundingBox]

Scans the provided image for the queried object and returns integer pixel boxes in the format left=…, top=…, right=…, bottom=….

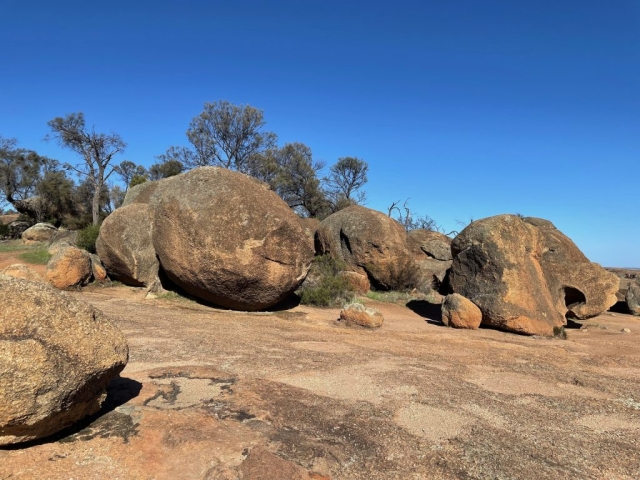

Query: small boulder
left=0, top=275, right=128, bottom=445
left=21, top=223, right=57, bottom=243
left=90, top=254, right=109, bottom=283
left=626, top=282, right=640, bottom=316
left=441, top=293, right=482, bottom=329
left=339, top=302, right=384, bottom=328
left=315, top=205, right=413, bottom=290
left=339, top=271, right=370, bottom=294
left=0, top=263, right=45, bottom=283
left=45, top=246, right=92, bottom=289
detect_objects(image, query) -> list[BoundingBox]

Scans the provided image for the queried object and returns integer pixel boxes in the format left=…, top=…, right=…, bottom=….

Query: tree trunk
left=92, top=181, right=102, bottom=225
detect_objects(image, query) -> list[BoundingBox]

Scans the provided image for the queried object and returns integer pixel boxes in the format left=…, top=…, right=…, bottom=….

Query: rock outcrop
left=339, top=302, right=384, bottom=328
left=408, top=229, right=453, bottom=261
left=441, top=293, right=482, bottom=329
left=96, top=203, right=159, bottom=287
left=101, top=167, right=314, bottom=310
left=449, top=215, right=619, bottom=336
left=627, top=282, right=640, bottom=316
left=0, top=275, right=128, bottom=445
left=21, top=222, right=57, bottom=243
left=315, top=205, right=413, bottom=290
left=45, top=246, right=92, bottom=289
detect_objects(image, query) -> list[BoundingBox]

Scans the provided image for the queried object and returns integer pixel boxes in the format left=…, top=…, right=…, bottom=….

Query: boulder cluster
left=97, top=167, right=315, bottom=310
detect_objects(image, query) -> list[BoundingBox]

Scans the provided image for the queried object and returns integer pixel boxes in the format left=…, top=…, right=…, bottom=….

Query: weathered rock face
left=150, top=167, right=314, bottom=310
left=627, top=282, right=640, bottom=316
left=121, top=180, right=160, bottom=207
left=90, top=254, right=109, bottom=283
left=441, top=293, right=482, bottom=330
left=449, top=215, right=619, bottom=336
left=408, top=230, right=453, bottom=261
left=315, top=205, right=413, bottom=290
left=45, top=246, right=92, bottom=289
left=0, top=275, right=128, bottom=445
left=339, top=302, right=384, bottom=328
left=299, top=217, right=321, bottom=252
left=96, top=203, right=159, bottom=287
left=0, top=263, right=45, bottom=283
left=21, top=222, right=57, bottom=243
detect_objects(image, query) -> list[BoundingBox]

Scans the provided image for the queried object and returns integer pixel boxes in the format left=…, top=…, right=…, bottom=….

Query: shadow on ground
left=0, top=376, right=142, bottom=450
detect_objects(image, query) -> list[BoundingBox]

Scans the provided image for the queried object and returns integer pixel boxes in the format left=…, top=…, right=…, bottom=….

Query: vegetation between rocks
left=76, top=224, right=101, bottom=254
left=18, top=248, right=52, bottom=265
left=298, top=255, right=356, bottom=307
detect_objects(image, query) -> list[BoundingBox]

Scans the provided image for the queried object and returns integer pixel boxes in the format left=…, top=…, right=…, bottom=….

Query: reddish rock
left=339, top=271, right=370, bottom=294
left=442, top=293, right=482, bottom=329
left=45, top=246, right=92, bottom=289
left=339, top=302, right=384, bottom=328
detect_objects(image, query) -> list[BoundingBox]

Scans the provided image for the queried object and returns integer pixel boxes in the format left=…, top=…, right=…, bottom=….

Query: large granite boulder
left=121, top=180, right=160, bottom=207
left=315, top=205, right=413, bottom=290
left=0, top=275, right=128, bottom=445
left=626, top=282, right=640, bottom=316
left=449, top=215, right=618, bottom=336
left=96, top=203, right=159, bottom=287
left=149, top=167, right=314, bottom=310
left=45, top=246, right=92, bottom=289
left=21, top=223, right=57, bottom=243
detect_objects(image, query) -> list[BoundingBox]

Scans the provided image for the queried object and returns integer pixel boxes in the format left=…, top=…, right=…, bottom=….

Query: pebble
left=621, top=328, right=631, bottom=333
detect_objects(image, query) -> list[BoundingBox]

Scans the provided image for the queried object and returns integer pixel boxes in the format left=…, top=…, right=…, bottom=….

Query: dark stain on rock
left=60, top=411, right=138, bottom=444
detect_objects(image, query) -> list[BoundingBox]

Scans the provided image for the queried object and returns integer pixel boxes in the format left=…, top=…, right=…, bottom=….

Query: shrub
left=0, top=223, right=8, bottom=239
left=298, top=255, right=355, bottom=307
left=77, top=224, right=101, bottom=254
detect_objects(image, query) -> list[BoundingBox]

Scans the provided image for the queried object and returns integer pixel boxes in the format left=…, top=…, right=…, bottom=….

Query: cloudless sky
left=1, top=0, right=638, bottom=266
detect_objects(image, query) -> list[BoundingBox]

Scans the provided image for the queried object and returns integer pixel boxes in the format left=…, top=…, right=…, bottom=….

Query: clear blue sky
left=1, top=1, right=638, bottom=266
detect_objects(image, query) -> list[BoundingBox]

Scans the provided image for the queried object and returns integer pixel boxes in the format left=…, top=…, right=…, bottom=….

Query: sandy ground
left=1, top=252, right=640, bottom=479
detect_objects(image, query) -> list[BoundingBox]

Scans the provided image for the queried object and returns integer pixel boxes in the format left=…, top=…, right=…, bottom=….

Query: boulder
left=149, top=167, right=314, bottom=310
left=449, top=215, right=619, bottom=336
left=626, top=282, right=640, bottom=316
left=90, top=254, right=109, bottom=283
left=0, top=275, right=128, bottom=445
left=96, top=203, right=159, bottom=287
left=8, top=221, right=30, bottom=239
left=339, top=302, right=384, bottom=328
left=416, top=257, right=452, bottom=292
left=441, top=293, right=482, bottom=329
left=315, top=205, right=413, bottom=290
left=339, top=271, right=370, bottom=294
left=21, top=222, right=57, bottom=243
left=45, top=246, right=92, bottom=289
left=299, top=217, right=321, bottom=252
left=121, top=180, right=160, bottom=207
left=0, top=263, right=45, bottom=283
left=408, top=229, right=453, bottom=261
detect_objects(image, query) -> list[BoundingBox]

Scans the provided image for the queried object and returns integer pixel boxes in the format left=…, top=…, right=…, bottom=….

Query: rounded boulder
left=150, top=167, right=314, bottom=310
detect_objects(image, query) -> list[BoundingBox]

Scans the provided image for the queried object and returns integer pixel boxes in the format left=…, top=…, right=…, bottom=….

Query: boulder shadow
left=608, top=300, right=631, bottom=314
left=0, top=376, right=142, bottom=450
left=406, top=300, right=443, bottom=325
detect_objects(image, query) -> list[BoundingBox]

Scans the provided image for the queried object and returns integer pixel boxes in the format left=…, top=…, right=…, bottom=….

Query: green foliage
left=18, top=248, right=52, bottom=265
left=129, top=174, right=147, bottom=188
left=553, top=326, right=568, bottom=339
left=149, top=159, right=184, bottom=180
left=0, top=223, right=8, bottom=238
left=298, top=255, right=355, bottom=307
left=77, top=224, right=101, bottom=254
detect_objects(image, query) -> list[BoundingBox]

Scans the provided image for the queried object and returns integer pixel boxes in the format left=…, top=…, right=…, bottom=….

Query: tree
left=326, top=156, right=368, bottom=207
left=114, top=160, right=147, bottom=190
left=261, top=143, right=331, bottom=218
left=108, top=185, right=126, bottom=211
left=387, top=198, right=440, bottom=232
left=159, top=100, right=277, bottom=173
left=47, top=112, right=126, bottom=225
left=148, top=159, right=184, bottom=180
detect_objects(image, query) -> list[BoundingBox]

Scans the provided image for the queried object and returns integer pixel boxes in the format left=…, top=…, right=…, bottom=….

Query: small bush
left=0, top=223, right=8, bottom=238
left=77, top=224, right=101, bottom=254
left=298, top=255, right=355, bottom=307
left=18, top=249, right=52, bottom=265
